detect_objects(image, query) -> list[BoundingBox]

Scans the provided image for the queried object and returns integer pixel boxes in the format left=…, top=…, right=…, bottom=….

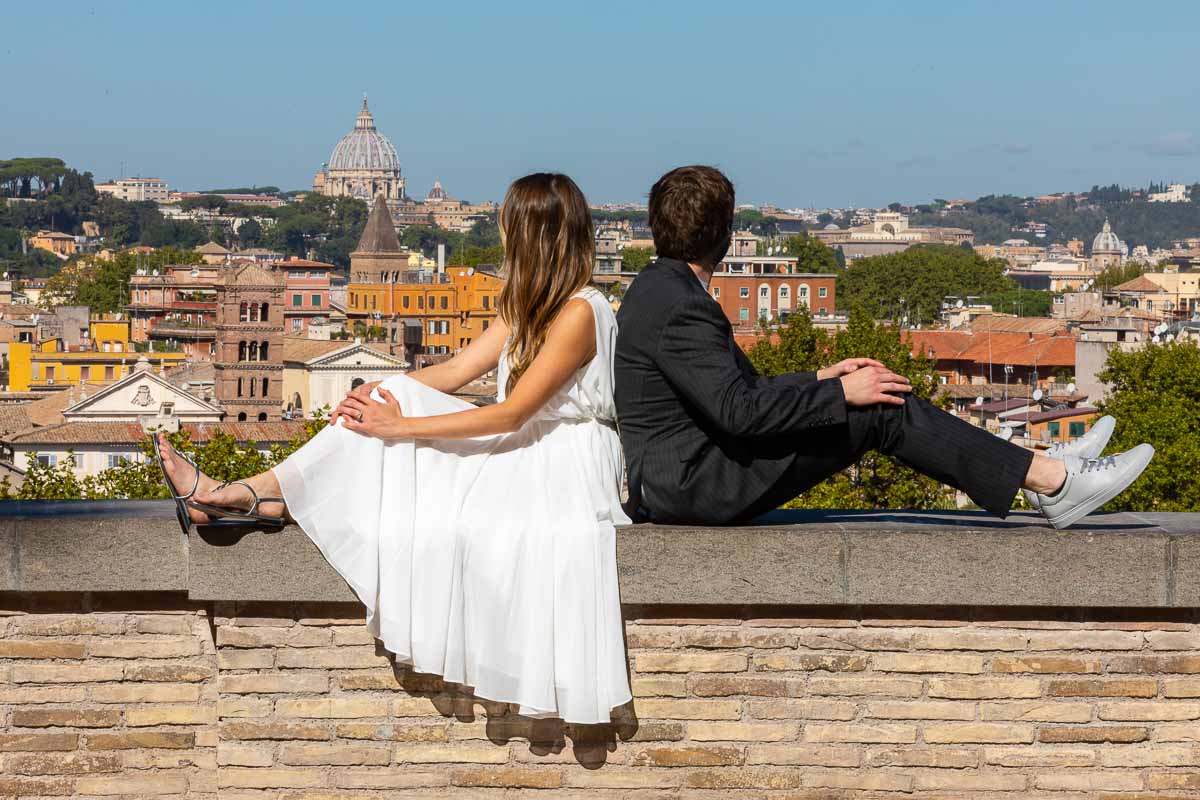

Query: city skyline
left=4, top=1, right=1200, bottom=207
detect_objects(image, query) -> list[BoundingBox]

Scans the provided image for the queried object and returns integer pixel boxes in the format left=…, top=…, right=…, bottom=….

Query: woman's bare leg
left=158, top=432, right=288, bottom=522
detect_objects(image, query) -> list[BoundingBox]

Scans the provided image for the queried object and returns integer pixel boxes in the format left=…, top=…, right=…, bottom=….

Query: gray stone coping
left=0, top=501, right=1197, bottom=608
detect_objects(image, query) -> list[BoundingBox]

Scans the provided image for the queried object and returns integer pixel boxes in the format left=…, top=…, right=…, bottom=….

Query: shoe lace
left=1080, top=455, right=1117, bottom=473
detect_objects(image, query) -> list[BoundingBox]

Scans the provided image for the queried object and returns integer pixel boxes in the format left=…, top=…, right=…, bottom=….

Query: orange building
left=346, top=196, right=501, bottom=357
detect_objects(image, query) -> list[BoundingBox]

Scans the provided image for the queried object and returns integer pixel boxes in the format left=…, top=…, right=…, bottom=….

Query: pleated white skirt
left=272, top=374, right=632, bottom=724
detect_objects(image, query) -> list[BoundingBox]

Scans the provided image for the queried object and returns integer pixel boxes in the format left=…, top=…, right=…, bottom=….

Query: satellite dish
left=1067, top=382, right=1077, bottom=395
left=956, top=299, right=964, bottom=308
left=997, top=426, right=1014, bottom=441
left=975, top=396, right=985, bottom=407
left=1032, top=389, right=1044, bottom=402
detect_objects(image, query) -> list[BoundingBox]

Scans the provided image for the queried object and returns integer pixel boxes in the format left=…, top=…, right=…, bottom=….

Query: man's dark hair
left=648, top=165, right=735, bottom=268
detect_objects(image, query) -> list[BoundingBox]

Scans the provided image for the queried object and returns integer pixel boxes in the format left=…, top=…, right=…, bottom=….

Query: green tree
left=747, top=306, right=953, bottom=510
left=1096, top=340, right=1200, bottom=512
left=978, top=288, right=1054, bottom=317
left=837, top=245, right=1011, bottom=327
left=237, top=218, right=264, bottom=248
left=783, top=235, right=840, bottom=273
left=620, top=246, right=655, bottom=272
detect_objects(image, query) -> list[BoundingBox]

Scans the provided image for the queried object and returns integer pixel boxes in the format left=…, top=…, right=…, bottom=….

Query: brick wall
left=2, top=597, right=1199, bottom=797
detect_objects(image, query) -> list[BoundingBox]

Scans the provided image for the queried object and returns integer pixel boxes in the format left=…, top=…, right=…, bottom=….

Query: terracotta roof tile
left=3, top=420, right=308, bottom=446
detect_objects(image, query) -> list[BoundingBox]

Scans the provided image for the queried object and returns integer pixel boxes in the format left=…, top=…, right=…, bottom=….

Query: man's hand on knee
left=839, top=365, right=912, bottom=407
left=818, top=357, right=887, bottom=381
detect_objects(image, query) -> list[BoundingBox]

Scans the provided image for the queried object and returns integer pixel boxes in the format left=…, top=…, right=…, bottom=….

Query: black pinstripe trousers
left=738, top=396, right=1036, bottom=521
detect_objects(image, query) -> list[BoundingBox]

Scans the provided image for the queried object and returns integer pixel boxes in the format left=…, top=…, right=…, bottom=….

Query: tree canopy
left=836, top=245, right=1012, bottom=326
left=41, top=247, right=203, bottom=313
left=1097, top=340, right=1200, bottom=512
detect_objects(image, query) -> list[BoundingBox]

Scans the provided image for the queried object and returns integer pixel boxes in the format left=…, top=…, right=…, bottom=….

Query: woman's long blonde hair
left=497, top=173, right=594, bottom=392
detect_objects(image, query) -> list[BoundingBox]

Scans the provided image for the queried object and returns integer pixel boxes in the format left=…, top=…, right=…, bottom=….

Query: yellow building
left=7, top=317, right=186, bottom=392
left=28, top=230, right=77, bottom=258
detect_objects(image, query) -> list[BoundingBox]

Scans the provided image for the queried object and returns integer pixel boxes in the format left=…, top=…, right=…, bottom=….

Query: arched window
left=257, top=412, right=268, bottom=422
left=260, top=342, right=269, bottom=361
left=260, top=303, right=269, bottom=321
left=261, top=377, right=268, bottom=396
left=248, top=342, right=259, bottom=362
left=237, top=377, right=243, bottom=397
left=237, top=412, right=247, bottom=422
left=239, top=302, right=249, bottom=322
left=441, top=296, right=448, bottom=310
left=249, top=378, right=256, bottom=397
left=238, top=341, right=247, bottom=361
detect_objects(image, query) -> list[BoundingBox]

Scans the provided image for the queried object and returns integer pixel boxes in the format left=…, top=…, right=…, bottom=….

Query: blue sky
left=4, top=1, right=1199, bottom=207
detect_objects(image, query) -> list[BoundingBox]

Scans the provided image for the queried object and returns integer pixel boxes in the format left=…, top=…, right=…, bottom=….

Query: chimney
left=437, top=244, right=445, bottom=276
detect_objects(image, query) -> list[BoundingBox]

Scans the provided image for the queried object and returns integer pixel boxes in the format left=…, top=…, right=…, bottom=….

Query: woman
left=156, top=173, right=632, bottom=725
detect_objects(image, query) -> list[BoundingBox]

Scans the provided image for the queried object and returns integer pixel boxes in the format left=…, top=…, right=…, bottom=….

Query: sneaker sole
left=1044, top=446, right=1155, bottom=530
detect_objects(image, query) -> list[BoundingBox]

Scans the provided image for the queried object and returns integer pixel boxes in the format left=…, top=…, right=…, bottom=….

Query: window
left=482, top=296, right=490, bottom=310
left=759, top=286, right=769, bottom=298
left=291, top=318, right=302, bottom=332
left=261, top=377, right=268, bottom=396
left=418, top=296, right=425, bottom=309
left=107, top=454, right=125, bottom=469
left=351, top=294, right=358, bottom=308
left=482, top=319, right=489, bottom=331
left=739, top=308, right=749, bottom=321
left=819, top=287, right=828, bottom=298
left=712, top=287, right=720, bottom=298
left=779, top=285, right=789, bottom=299
left=292, top=294, right=303, bottom=307
left=402, top=296, right=411, bottom=309
left=260, top=342, right=269, bottom=360
left=428, top=320, right=437, bottom=334
left=249, top=378, right=256, bottom=398
left=237, top=378, right=244, bottom=397
left=371, top=296, right=376, bottom=309
left=1069, top=421, right=1086, bottom=438
left=258, top=412, right=268, bottom=422
left=1048, top=421, right=1061, bottom=438
left=237, top=412, right=247, bottom=422
left=440, top=296, right=448, bottom=310
left=260, top=303, right=269, bottom=321
left=739, top=287, right=749, bottom=299
left=311, top=294, right=321, bottom=307
left=45, top=366, right=55, bottom=382
left=105, top=366, right=114, bottom=380
left=80, top=366, right=89, bottom=381
left=36, top=454, right=57, bottom=468
left=799, top=285, right=809, bottom=298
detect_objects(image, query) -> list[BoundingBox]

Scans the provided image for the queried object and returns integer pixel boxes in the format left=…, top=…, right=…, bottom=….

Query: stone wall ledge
left=1, top=500, right=1197, bottom=608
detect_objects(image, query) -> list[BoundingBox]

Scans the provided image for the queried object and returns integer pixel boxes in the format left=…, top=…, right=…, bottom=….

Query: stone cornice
left=0, top=502, right=1197, bottom=609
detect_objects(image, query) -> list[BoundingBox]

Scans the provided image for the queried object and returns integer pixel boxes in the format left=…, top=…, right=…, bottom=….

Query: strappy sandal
left=153, top=434, right=201, bottom=535
left=187, top=479, right=287, bottom=528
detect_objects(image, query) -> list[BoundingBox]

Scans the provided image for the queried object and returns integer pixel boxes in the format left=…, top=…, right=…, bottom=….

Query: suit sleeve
left=732, top=346, right=817, bottom=388
left=656, top=298, right=847, bottom=437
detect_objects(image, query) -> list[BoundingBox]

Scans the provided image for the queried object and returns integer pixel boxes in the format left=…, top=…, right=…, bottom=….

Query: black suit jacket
left=614, top=258, right=847, bottom=524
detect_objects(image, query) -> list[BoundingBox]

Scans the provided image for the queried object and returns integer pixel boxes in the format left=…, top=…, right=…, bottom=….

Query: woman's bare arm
left=330, top=318, right=508, bottom=425
left=406, top=317, right=509, bottom=393
left=338, top=298, right=596, bottom=441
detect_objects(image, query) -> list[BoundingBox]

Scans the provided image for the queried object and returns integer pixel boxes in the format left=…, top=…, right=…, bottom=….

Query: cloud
left=1142, top=132, right=1198, bottom=157
left=1002, top=142, right=1032, bottom=155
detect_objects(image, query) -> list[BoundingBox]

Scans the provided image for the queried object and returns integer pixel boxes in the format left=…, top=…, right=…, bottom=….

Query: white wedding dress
left=273, top=287, right=633, bottom=724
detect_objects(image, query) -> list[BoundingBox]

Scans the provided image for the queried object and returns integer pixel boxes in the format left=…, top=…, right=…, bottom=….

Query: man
left=614, top=165, right=1153, bottom=528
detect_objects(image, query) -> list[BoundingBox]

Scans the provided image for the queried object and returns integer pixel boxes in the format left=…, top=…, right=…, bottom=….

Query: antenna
left=1032, top=388, right=1044, bottom=402
left=1067, top=382, right=1077, bottom=395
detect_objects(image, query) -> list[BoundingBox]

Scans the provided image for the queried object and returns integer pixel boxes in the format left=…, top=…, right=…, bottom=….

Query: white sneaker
left=1035, top=444, right=1155, bottom=529
left=1023, top=415, right=1116, bottom=511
